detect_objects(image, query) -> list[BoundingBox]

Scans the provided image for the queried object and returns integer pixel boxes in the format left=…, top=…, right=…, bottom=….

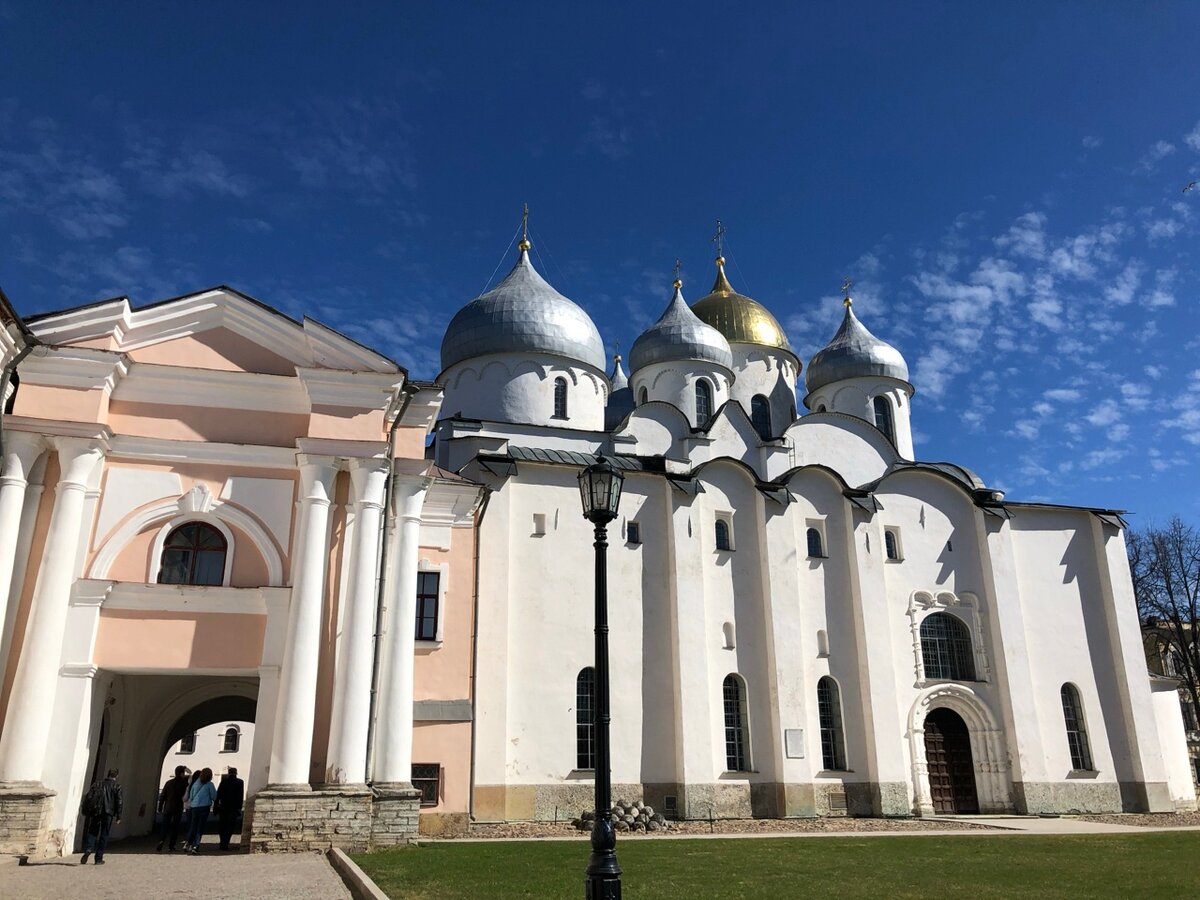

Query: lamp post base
left=585, top=875, right=622, bottom=900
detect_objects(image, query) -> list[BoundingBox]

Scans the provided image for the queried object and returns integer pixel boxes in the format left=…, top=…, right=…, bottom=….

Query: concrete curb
left=327, top=847, right=390, bottom=900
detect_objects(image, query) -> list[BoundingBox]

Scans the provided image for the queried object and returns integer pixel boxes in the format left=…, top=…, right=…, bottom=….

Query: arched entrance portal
left=923, top=708, right=979, bottom=814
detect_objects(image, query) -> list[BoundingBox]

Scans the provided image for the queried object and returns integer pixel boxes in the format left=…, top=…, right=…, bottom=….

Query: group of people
left=77, top=765, right=245, bottom=863
left=156, top=765, right=245, bottom=853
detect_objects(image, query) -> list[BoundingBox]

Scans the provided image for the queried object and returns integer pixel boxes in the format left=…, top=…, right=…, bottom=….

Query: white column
left=0, top=432, right=45, bottom=678
left=325, top=458, right=388, bottom=786
left=372, top=475, right=429, bottom=785
left=0, top=437, right=103, bottom=784
left=266, top=456, right=338, bottom=788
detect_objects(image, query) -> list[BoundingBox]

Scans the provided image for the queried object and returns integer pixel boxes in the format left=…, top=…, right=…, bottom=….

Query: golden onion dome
left=691, top=257, right=792, bottom=351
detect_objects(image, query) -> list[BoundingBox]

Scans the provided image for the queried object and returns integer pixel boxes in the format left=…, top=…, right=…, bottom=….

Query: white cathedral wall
left=806, top=376, right=914, bottom=460
left=629, top=361, right=731, bottom=429
left=441, top=353, right=607, bottom=431
left=727, top=345, right=799, bottom=436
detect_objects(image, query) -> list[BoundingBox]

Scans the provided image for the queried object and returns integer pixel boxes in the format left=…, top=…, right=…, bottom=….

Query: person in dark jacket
left=214, top=767, right=245, bottom=851
left=156, top=766, right=190, bottom=852
left=80, top=769, right=123, bottom=865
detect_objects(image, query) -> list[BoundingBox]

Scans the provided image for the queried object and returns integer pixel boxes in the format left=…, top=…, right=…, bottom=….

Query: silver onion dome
left=805, top=300, right=909, bottom=394
left=629, top=282, right=733, bottom=373
left=440, top=247, right=606, bottom=372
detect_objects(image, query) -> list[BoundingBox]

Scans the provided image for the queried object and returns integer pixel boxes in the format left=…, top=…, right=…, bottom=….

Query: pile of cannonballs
left=572, top=800, right=669, bottom=833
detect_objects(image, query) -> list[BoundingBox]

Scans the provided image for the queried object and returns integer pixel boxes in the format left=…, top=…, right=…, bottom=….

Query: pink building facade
left=0, top=288, right=483, bottom=855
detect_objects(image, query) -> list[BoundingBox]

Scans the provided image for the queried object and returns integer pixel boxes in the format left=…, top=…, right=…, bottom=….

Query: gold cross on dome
left=842, top=277, right=853, bottom=296
left=712, top=219, right=726, bottom=258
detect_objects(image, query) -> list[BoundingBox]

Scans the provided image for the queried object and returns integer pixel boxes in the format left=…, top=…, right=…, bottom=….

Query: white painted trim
left=108, top=434, right=296, bottom=469
left=17, top=348, right=128, bottom=392
left=112, top=364, right=310, bottom=414
left=59, top=663, right=98, bottom=679
left=296, top=368, right=402, bottom=409
left=89, top=495, right=285, bottom=586
left=88, top=579, right=286, bottom=615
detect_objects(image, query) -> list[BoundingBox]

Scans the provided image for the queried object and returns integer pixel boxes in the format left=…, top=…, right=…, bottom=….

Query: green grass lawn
left=353, top=832, right=1200, bottom=899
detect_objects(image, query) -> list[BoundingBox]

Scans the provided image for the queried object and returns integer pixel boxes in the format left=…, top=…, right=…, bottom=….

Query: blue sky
left=1, top=3, right=1198, bottom=523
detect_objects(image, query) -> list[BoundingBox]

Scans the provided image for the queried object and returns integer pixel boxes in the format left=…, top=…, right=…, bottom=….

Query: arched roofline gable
left=610, top=398, right=694, bottom=439
left=773, top=462, right=853, bottom=493
left=786, top=411, right=902, bottom=462
left=862, top=461, right=989, bottom=500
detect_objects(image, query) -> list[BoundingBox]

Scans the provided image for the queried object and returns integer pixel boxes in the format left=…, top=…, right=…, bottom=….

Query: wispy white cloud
left=1185, top=120, right=1200, bottom=152
left=1135, top=139, right=1176, bottom=173
left=1082, top=135, right=1102, bottom=149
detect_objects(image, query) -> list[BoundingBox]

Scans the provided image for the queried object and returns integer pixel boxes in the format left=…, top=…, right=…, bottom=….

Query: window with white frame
left=553, top=377, right=569, bottom=419
left=221, top=725, right=240, bottom=753
left=920, top=612, right=976, bottom=681
left=158, top=522, right=227, bottom=586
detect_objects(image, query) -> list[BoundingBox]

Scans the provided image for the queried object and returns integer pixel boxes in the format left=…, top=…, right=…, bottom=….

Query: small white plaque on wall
left=784, top=729, right=805, bottom=759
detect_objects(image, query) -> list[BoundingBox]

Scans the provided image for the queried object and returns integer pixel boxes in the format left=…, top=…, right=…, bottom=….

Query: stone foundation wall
left=370, top=785, right=421, bottom=848
left=244, top=788, right=377, bottom=853
left=0, top=786, right=54, bottom=857
left=1013, top=780, right=1126, bottom=815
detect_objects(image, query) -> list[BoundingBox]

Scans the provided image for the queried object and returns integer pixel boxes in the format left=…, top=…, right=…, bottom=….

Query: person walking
left=185, top=768, right=218, bottom=854
left=156, top=766, right=190, bottom=852
left=181, top=770, right=200, bottom=849
left=79, top=769, right=123, bottom=865
left=214, top=767, right=245, bottom=851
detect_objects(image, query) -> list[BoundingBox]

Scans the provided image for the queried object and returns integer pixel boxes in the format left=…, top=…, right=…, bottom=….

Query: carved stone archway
left=906, top=682, right=1013, bottom=816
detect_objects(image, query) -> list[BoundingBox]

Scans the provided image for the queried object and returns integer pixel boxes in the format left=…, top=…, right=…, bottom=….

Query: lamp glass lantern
left=578, top=454, right=624, bottom=524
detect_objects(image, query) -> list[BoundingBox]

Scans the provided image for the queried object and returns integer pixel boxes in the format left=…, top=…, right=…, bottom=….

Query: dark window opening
left=158, top=522, right=227, bottom=586
left=576, top=668, right=596, bottom=770
left=1060, top=684, right=1094, bottom=771
left=873, top=395, right=896, bottom=445
left=416, top=571, right=440, bottom=641
left=412, top=763, right=441, bottom=807
left=695, top=379, right=713, bottom=427
left=222, top=727, right=239, bottom=753
left=920, top=613, right=976, bottom=681
left=723, top=674, right=749, bottom=772
left=750, top=394, right=772, bottom=440
left=626, top=522, right=641, bottom=544
left=817, top=677, right=847, bottom=771
left=553, top=377, right=568, bottom=419
left=638, top=387, right=648, bottom=406
left=715, top=518, right=732, bottom=552
left=885, top=530, right=900, bottom=560
left=179, top=732, right=196, bottom=754
left=806, top=527, right=825, bottom=559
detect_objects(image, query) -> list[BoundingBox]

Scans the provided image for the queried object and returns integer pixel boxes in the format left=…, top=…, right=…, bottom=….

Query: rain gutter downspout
left=466, top=486, right=491, bottom=823
left=364, top=382, right=418, bottom=784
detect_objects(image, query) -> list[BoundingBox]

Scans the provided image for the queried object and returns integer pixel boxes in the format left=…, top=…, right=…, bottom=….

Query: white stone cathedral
left=433, top=236, right=1196, bottom=821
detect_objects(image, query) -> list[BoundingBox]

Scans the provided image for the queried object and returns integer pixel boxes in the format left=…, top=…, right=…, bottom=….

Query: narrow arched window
left=553, top=377, right=568, bottom=419
left=715, top=518, right=733, bottom=552
left=722, top=674, right=749, bottom=771
left=695, top=379, right=713, bottom=427
left=222, top=726, right=240, bottom=753
left=817, top=677, right=846, bottom=771
left=638, top=387, right=648, bottom=406
left=750, top=395, right=772, bottom=440
left=920, top=613, right=976, bottom=681
left=806, top=527, right=824, bottom=559
left=873, top=395, right=896, bottom=445
left=815, top=404, right=826, bottom=413
left=576, top=668, right=596, bottom=770
left=1060, top=684, right=1093, bottom=771
left=159, top=522, right=227, bottom=586
left=884, top=530, right=900, bottom=560
left=179, top=732, right=196, bottom=754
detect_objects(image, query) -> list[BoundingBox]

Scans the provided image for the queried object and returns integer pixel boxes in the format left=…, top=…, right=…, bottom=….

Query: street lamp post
left=577, top=453, right=625, bottom=900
